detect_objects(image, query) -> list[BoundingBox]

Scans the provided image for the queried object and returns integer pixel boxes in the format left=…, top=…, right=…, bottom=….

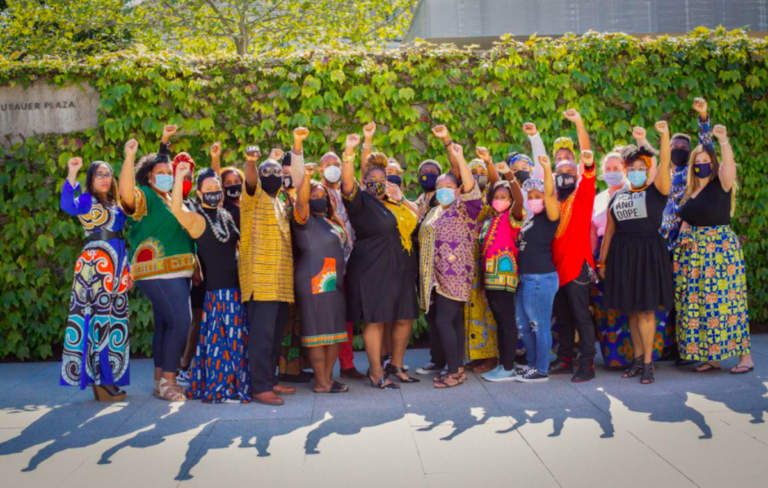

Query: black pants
left=138, top=278, right=192, bottom=373
left=425, top=304, right=446, bottom=368
left=486, top=290, right=518, bottom=371
left=432, top=293, right=465, bottom=374
left=553, top=262, right=596, bottom=366
left=247, top=300, right=289, bottom=394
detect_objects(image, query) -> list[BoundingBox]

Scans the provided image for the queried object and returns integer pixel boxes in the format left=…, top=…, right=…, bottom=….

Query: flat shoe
left=730, top=365, right=754, bottom=375
left=693, top=362, right=721, bottom=373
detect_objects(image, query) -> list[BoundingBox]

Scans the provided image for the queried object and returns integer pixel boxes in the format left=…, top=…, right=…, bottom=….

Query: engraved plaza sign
left=0, top=82, right=99, bottom=139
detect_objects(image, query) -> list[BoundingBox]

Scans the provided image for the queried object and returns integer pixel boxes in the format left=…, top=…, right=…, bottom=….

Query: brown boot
left=253, top=391, right=284, bottom=406
left=273, top=384, right=296, bottom=396
left=340, top=368, right=367, bottom=381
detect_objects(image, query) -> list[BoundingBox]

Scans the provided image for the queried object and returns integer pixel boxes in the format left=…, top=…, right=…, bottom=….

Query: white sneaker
left=481, top=366, right=517, bottom=382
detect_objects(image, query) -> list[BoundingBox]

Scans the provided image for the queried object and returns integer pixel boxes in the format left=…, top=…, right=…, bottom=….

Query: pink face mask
left=492, top=199, right=511, bottom=213
left=528, top=199, right=545, bottom=214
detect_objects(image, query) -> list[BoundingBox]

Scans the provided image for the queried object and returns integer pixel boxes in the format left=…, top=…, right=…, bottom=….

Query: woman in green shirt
left=119, top=138, right=197, bottom=402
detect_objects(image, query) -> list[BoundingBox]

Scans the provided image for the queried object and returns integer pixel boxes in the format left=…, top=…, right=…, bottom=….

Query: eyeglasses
left=260, top=167, right=282, bottom=177
left=94, top=172, right=113, bottom=179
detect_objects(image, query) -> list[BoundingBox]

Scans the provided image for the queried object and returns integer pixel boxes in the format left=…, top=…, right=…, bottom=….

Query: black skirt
left=603, top=232, right=673, bottom=313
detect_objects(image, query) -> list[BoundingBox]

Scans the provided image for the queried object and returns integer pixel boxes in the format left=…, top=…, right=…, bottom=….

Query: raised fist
left=563, top=109, right=582, bottom=124
left=125, top=139, right=139, bottom=157
left=304, top=162, right=317, bottom=177
left=67, top=157, right=83, bottom=174
left=654, top=120, right=669, bottom=135
left=632, top=126, right=647, bottom=141
left=176, top=161, right=192, bottom=179
left=522, top=122, right=538, bottom=136
left=244, top=145, right=261, bottom=162
left=363, top=122, right=376, bottom=140
left=294, top=127, right=309, bottom=143
left=447, top=141, right=464, bottom=158
left=713, top=124, right=728, bottom=141
left=476, top=146, right=492, bottom=163
left=537, top=154, right=551, bottom=169
left=495, top=162, right=511, bottom=174
left=345, top=133, right=361, bottom=150
left=268, top=148, right=285, bottom=161
left=163, top=124, right=178, bottom=139
left=431, top=125, right=449, bottom=140
left=210, top=141, right=222, bottom=159
left=693, top=98, right=708, bottom=117
left=580, top=150, right=594, bottom=166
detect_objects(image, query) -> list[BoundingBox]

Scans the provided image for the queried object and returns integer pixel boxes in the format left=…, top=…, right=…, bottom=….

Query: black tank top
left=194, top=207, right=240, bottom=291
left=678, top=176, right=732, bottom=227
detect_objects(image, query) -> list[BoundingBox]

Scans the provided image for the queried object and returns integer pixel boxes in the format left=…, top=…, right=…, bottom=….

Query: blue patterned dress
left=60, top=180, right=130, bottom=388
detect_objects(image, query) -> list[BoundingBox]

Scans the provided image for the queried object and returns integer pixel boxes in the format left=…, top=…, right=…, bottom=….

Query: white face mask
left=324, top=165, right=341, bottom=183
left=603, top=171, right=625, bottom=188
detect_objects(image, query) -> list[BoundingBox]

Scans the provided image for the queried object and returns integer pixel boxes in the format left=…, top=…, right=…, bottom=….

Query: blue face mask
left=627, top=170, right=647, bottom=187
left=436, top=187, right=456, bottom=206
left=153, top=173, right=174, bottom=192
left=694, top=163, right=713, bottom=179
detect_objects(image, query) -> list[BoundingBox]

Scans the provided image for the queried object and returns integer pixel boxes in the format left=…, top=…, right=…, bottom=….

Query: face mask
left=366, top=180, right=386, bottom=197
left=181, top=180, right=193, bottom=198
left=309, top=198, right=328, bottom=215
left=153, top=174, right=174, bottom=192
left=693, top=163, right=713, bottom=179
left=420, top=173, right=438, bottom=192
left=224, top=184, right=241, bottom=200
left=283, top=175, right=293, bottom=189
left=555, top=173, right=576, bottom=191
left=514, top=170, right=531, bottom=184
left=492, top=199, right=511, bottom=213
left=436, top=187, right=456, bottom=206
left=260, top=174, right=283, bottom=194
left=603, top=171, right=625, bottom=188
left=201, top=190, right=223, bottom=207
left=628, top=170, right=648, bottom=187
left=387, top=175, right=402, bottom=187
left=473, top=174, right=488, bottom=190
left=528, top=199, right=545, bottom=215
left=671, top=148, right=690, bottom=168
left=323, top=165, right=341, bottom=183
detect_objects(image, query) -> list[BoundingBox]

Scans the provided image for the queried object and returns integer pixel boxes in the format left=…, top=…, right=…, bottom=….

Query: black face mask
left=473, top=174, right=488, bottom=190
left=260, top=175, right=283, bottom=194
left=555, top=173, right=577, bottom=201
left=201, top=190, right=223, bottom=207
left=387, top=175, right=403, bottom=187
left=514, top=170, right=531, bottom=184
left=309, top=198, right=328, bottom=215
left=671, top=148, right=690, bottom=168
left=224, top=184, right=241, bottom=200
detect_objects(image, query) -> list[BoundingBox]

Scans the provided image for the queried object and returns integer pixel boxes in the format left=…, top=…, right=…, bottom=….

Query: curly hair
left=620, top=144, right=657, bottom=167
left=363, top=152, right=388, bottom=180
left=135, top=153, right=170, bottom=187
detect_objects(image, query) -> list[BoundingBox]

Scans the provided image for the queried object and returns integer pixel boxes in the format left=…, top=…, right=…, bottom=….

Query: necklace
left=201, top=207, right=237, bottom=243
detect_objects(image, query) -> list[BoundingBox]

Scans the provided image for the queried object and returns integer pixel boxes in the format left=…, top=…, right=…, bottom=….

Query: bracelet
left=362, top=142, right=373, bottom=150
left=596, top=264, right=606, bottom=269
left=443, top=139, right=453, bottom=148
left=719, top=139, right=730, bottom=146
left=342, top=153, right=355, bottom=164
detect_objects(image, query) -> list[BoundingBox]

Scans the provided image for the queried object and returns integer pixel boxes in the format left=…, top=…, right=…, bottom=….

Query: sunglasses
left=94, top=172, right=113, bottom=179
left=260, top=166, right=282, bottom=177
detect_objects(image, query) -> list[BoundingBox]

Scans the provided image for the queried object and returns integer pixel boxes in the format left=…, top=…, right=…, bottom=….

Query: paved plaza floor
left=2, top=336, right=768, bottom=488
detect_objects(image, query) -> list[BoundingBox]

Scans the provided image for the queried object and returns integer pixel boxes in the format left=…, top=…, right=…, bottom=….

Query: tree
left=135, top=0, right=416, bottom=56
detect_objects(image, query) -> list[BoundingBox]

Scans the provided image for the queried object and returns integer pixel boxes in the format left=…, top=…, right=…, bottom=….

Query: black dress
left=603, top=184, right=674, bottom=312
left=344, top=188, right=419, bottom=323
left=292, top=213, right=348, bottom=346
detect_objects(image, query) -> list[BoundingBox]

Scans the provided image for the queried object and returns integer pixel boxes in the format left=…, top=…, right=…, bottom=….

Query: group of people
left=59, top=98, right=754, bottom=405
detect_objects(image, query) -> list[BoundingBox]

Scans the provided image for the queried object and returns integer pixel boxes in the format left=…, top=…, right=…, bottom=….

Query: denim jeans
left=138, top=278, right=192, bottom=373
left=516, top=272, right=559, bottom=373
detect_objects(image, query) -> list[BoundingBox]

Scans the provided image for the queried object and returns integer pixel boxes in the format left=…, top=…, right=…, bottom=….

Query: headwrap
left=172, top=152, right=195, bottom=174
left=418, top=159, right=441, bottom=174
left=523, top=177, right=545, bottom=193
left=552, top=137, right=576, bottom=159
left=507, top=152, right=533, bottom=167
left=468, top=158, right=486, bottom=171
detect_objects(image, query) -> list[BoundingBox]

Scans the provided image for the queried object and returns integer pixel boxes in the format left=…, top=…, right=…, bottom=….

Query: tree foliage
left=1, top=28, right=767, bottom=361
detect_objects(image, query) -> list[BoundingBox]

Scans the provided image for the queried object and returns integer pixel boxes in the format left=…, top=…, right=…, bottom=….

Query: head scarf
left=418, top=159, right=441, bottom=174
left=506, top=152, right=533, bottom=167
left=468, top=159, right=486, bottom=172
left=523, top=177, right=545, bottom=193
left=172, top=152, right=195, bottom=174
left=552, top=137, right=576, bottom=159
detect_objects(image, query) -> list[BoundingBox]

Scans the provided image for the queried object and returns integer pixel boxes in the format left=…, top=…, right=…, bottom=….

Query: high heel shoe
left=367, top=368, right=399, bottom=389
left=640, top=362, right=655, bottom=385
left=385, top=363, right=420, bottom=383
left=91, top=384, right=127, bottom=402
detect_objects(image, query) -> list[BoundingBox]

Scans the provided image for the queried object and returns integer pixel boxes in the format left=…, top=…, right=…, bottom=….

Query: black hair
left=486, top=181, right=513, bottom=206
left=620, top=144, right=657, bottom=166
left=135, top=153, right=170, bottom=186
left=196, top=168, right=220, bottom=190
left=281, top=151, right=292, bottom=167
left=671, top=133, right=692, bottom=145
left=85, top=161, right=118, bottom=206
left=437, top=173, right=459, bottom=186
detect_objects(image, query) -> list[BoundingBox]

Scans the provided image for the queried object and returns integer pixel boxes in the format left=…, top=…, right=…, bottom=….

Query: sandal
left=621, top=357, right=643, bottom=378
left=367, top=369, right=399, bottom=389
left=640, top=362, right=655, bottom=385
left=693, top=362, right=722, bottom=373
left=385, top=364, right=420, bottom=383
left=730, top=364, right=754, bottom=375
left=434, top=373, right=462, bottom=389
left=158, top=378, right=187, bottom=402
left=315, top=381, right=350, bottom=394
